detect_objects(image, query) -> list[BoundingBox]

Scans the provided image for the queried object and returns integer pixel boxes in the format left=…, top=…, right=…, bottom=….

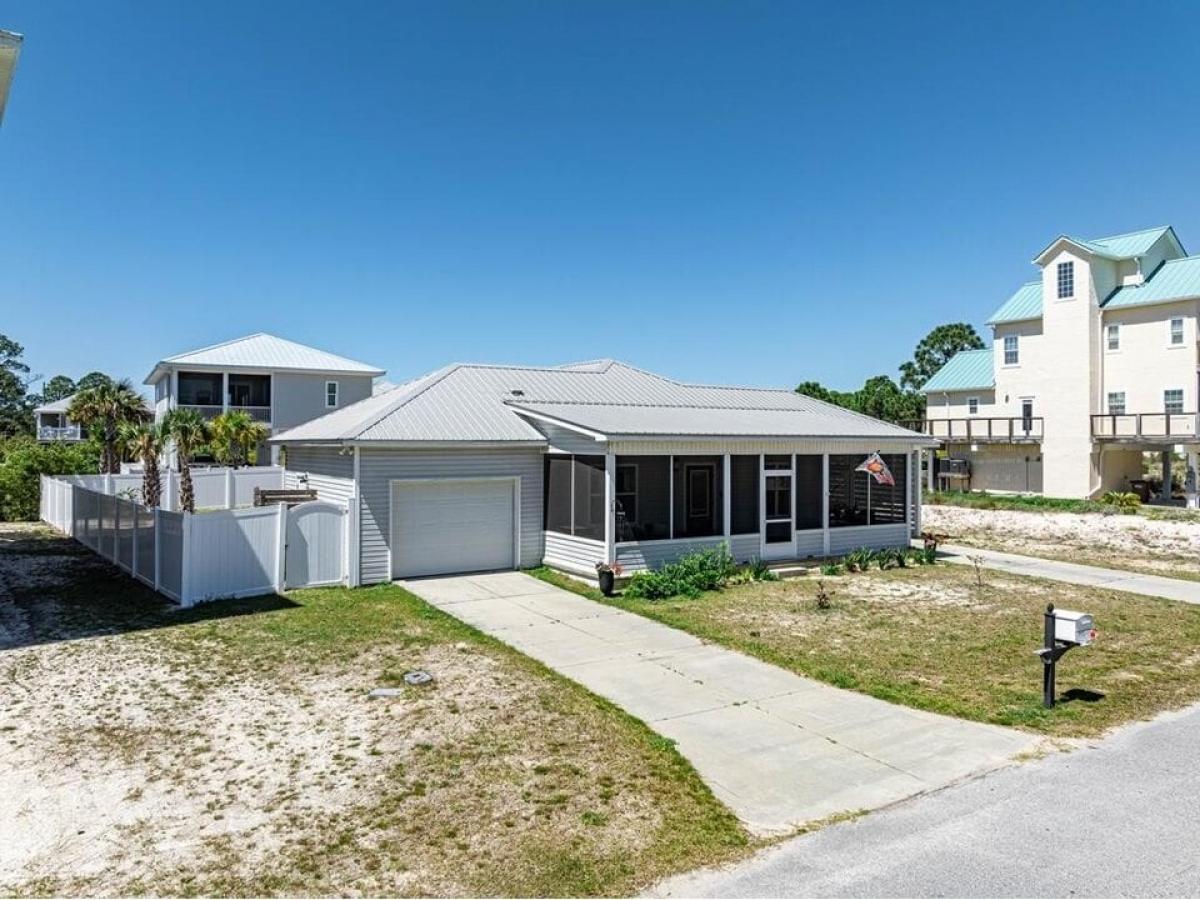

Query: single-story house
left=270, top=360, right=936, bottom=583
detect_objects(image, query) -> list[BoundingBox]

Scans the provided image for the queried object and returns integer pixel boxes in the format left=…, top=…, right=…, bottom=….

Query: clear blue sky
left=3, top=1, right=1200, bottom=394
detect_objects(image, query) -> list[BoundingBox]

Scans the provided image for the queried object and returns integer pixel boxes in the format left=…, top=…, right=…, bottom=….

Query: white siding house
left=272, top=360, right=934, bottom=583
left=921, top=226, right=1200, bottom=499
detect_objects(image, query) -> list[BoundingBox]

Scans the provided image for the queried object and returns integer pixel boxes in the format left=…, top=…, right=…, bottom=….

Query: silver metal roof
left=144, top=333, right=385, bottom=384
left=33, top=393, right=75, bottom=415
left=272, top=360, right=930, bottom=445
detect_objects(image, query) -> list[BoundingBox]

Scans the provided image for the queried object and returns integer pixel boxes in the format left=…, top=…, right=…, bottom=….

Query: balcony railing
left=904, top=417, right=1044, bottom=442
left=1091, top=412, right=1200, bottom=441
left=177, top=404, right=271, bottom=423
left=38, top=424, right=83, bottom=441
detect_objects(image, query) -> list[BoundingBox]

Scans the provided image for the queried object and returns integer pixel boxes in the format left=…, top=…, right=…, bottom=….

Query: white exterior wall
left=992, top=319, right=1049, bottom=418
left=1101, top=299, right=1199, bottom=415
left=1037, top=248, right=1107, bottom=497
left=924, top=389, right=999, bottom=420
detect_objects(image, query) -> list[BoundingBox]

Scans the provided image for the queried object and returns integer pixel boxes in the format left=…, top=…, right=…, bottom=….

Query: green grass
left=531, top=563, right=1200, bottom=738
left=2, top=526, right=750, bottom=898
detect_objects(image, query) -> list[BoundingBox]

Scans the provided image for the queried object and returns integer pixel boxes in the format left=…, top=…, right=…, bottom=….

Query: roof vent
left=510, top=389, right=525, bottom=397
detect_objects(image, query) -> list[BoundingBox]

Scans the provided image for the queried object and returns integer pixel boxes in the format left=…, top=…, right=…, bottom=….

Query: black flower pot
left=598, top=569, right=615, bottom=596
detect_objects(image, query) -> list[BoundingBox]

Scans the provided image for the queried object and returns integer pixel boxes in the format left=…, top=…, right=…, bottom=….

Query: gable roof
left=144, top=333, right=384, bottom=384
left=271, top=359, right=931, bottom=445
left=1104, top=255, right=1200, bottom=311
left=1033, top=226, right=1181, bottom=265
left=921, top=349, right=994, bottom=394
left=987, top=281, right=1042, bottom=325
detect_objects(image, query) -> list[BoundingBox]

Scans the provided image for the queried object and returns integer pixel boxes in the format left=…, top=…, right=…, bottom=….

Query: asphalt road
left=649, top=705, right=1200, bottom=898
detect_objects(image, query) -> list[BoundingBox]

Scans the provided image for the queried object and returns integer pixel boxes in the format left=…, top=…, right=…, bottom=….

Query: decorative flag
left=856, top=452, right=895, bottom=486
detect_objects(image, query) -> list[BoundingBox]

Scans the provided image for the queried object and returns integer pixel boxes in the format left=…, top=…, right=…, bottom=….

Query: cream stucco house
left=919, top=225, right=1200, bottom=499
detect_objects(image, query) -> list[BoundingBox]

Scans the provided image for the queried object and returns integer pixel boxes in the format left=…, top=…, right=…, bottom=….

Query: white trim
left=822, top=453, right=831, bottom=556
left=604, top=453, right=616, bottom=564
left=386, top=475, right=521, bottom=579
left=505, top=405, right=609, bottom=440
left=722, top=453, right=731, bottom=543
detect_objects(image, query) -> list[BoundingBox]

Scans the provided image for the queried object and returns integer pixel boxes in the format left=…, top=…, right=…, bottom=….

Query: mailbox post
left=1039, top=604, right=1095, bottom=708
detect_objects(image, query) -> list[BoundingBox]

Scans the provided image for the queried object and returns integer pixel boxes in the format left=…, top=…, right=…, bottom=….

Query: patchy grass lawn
left=925, top=504, right=1200, bottom=582
left=532, top=565, right=1200, bottom=738
left=0, top=524, right=748, bottom=898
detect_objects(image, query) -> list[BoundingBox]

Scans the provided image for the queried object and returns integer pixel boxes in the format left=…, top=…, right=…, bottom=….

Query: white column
left=927, top=449, right=936, bottom=492
left=604, top=452, right=616, bottom=563
left=274, top=501, right=287, bottom=593
left=222, top=372, right=229, bottom=414
left=912, top=449, right=922, bottom=537
left=722, top=453, right=731, bottom=547
left=758, top=454, right=766, bottom=552
left=821, top=453, right=830, bottom=557
left=225, top=467, right=234, bottom=508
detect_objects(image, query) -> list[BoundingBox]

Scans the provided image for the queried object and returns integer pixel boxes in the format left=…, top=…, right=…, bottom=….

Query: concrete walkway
left=402, top=571, right=1036, bottom=835
left=937, top=543, right=1200, bottom=605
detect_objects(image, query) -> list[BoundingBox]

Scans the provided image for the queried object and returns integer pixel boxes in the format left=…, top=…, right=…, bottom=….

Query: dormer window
left=1056, top=261, right=1074, bottom=299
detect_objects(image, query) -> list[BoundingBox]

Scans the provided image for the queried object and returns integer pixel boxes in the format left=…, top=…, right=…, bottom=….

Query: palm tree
left=210, top=409, right=271, bottom=468
left=120, top=421, right=164, bottom=507
left=68, top=379, right=149, bottom=473
left=163, top=408, right=208, bottom=513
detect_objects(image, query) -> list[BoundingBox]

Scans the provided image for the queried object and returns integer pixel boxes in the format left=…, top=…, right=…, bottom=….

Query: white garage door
left=391, top=479, right=516, bottom=579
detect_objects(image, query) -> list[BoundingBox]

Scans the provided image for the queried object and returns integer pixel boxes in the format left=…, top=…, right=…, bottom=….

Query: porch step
left=765, top=563, right=811, bottom=579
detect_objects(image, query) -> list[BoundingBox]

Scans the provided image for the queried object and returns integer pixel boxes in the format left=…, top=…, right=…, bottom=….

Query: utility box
left=1052, top=609, right=1095, bottom=646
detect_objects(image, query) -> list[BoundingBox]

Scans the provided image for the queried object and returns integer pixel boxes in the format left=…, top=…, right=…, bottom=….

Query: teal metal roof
left=987, top=281, right=1042, bottom=324
left=1104, top=255, right=1200, bottom=310
left=1033, top=226, right=1180, bottom=263
left=921, top=349, right=994, bottom=393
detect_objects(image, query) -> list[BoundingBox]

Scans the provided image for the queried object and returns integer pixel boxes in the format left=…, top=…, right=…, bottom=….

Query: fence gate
left=285, top=500, right=347, bottom=589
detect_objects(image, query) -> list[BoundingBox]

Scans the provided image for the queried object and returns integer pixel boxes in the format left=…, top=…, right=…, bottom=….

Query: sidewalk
left=935, top=543, right=1200, bottom=605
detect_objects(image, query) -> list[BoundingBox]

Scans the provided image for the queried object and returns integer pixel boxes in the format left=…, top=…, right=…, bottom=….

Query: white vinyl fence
left=40, top=469, right=349, bottom=607
left=58, top=466, right=286, bottom=511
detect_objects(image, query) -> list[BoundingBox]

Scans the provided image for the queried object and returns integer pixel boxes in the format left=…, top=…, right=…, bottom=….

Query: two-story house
left=920, top=225, right=1200, bottom=499
left=33, top=394, right=86, bottom=443
left=144, top=333, right=385, bottom=462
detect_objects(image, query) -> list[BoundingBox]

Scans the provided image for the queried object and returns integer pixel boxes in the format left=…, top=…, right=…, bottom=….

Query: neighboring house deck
left=919, top=226, right=1200, bottom=499
left=34, top=394, right=85, bottom=442
left=272, top=360, right=935, bottom=584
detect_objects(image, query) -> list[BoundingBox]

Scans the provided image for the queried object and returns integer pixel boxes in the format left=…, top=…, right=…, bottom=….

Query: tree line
left=795, top=323, right=984, bottom=423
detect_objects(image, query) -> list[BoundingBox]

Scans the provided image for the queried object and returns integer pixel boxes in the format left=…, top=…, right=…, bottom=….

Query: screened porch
left=542, top=450, right=914, bottom=574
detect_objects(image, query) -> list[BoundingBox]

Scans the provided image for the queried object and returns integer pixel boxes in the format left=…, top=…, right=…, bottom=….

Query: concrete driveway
left=402, top=571, right=1037, bottom=835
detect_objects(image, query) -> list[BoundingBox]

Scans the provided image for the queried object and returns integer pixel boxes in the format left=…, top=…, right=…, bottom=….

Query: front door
left=685, top=465, right=714, bottom=534
left=761, top=454, right=793, bottom=560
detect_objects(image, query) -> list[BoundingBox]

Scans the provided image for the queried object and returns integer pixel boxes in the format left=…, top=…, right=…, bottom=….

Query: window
left=1106, top=324, right=1120, bottom=351
left=1165, top=389, right=1185, bottom=415
left=1107, top=392, right=1126, bottom=415
left=967, top=397, right=979, bottom=415
left=614, top=456, right=670, bottom=541
left=325, top=380, right=339, bottom=408
left=1170, top=318, right=1185, bottom=346
left=1056, top=261, right=1074, bottom=299
left=827, top=454, right=908, bottom=527
left=1003, top=334, right=1019, bottom=365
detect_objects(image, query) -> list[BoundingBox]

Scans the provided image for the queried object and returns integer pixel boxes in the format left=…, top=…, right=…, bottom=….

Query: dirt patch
left=0, top=524, right=747, bottom=897
left=925, top=505, right=1200, bottom=580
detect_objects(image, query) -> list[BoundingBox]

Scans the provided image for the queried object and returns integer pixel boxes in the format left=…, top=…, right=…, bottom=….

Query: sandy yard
left=924, top=505, right=1200, bottom=581
left=0, top=523, right=746, bottom=897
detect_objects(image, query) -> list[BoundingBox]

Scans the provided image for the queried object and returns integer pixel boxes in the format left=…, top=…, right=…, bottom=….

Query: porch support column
left=912, top=449, right=922, bottom=538
left=722, top=453, right=731, bottom=550
left=604, top=452, right=616, bottom=563
left=926, top=449, right=936, bottom=493
left=668, top=454, right=674, bottom=540
left=222, top=373, right=229, bottom=414
left=821, top=453, right=830, bottom=557
left=1162, top=449, right=1173, bottom=501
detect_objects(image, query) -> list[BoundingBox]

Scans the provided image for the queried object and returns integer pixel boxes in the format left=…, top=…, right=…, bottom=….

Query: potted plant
left=595, top=561, right=623, bottom=596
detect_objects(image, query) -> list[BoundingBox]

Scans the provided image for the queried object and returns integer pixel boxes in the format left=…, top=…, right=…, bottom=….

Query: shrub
left=1101, top=491, right=1142, bottom=514
left=843, top=548, right=876, bottom=573
left=820, top=563, right=843, bottom=576
left=623, top=545, right=738, bottom=600
left=0, top=437, right=99, bottom=522
left=729, top=557, right=781, bottom=585
left=875, top=547, right=906, bottom=570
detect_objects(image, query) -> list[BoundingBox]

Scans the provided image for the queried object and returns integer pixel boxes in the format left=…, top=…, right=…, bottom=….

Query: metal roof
left=0, top=30, right=21, bottom=126
left=144, top=333, right=385, bottom=384
left=33, top=393, right=75, bottom=415
left=1104, top=255, right=1200, bottom=311
left=987, top=281, right=1042, bottom=324
left=921, top=349, right=994, bottom=393
left=1033, top=226, right=1178, bottom=264
left=272, top=359, right=930, bottom=445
